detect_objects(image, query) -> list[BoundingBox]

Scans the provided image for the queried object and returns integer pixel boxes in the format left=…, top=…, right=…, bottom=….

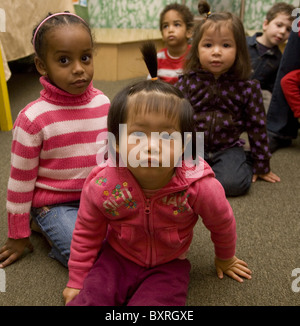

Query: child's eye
left=82, top=54, right=92, bottom=62
left=160, top=132, right=178, bottom=141
left=223, top=43, right=231, bottom=48
left=131, top=131, right=145, bottom=137
left=162, top=24, right=169, bottom=29
left=59, top=57, right=69, bottom=64
left=160, top=132, right=172, bottom=140
left=204, top=43, right=212, bottom=48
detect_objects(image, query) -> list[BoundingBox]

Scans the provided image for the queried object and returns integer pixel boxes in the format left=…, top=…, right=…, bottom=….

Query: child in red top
left=156, top=3, right=194, bottom=84
left=267, top=17, right=300, bottom=152
left=281, top=69, right=300, bottom=118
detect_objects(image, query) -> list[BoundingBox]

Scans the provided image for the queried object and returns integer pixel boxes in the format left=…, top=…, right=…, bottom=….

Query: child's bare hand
left=63, top=287, right=81, bottom=305
left=252, top=171, right=280, bottom=183
left=0, top=238, right=33, bottom=268
left=215, top=256, right=252, bottom=283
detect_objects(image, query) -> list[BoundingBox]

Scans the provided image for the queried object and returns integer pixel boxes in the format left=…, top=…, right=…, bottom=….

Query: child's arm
left=65, top=167, right=108, bottom=292
left=245, top=80, right=280, bottom=183
left=0, top=238, right=33, bottom=268
left=215, top=256, right=252, bottom=282
left=281, top=69, right=300, bottom=118
left=194, top=170, right=252, bottom=282
left=1, top=112, right=43, bottom=267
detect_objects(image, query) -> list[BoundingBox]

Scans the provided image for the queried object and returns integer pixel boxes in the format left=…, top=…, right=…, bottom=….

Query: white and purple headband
left=32, top=12, right=87, bottom=54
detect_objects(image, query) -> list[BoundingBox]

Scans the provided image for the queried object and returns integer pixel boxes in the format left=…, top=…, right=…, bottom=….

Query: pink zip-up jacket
left=67, top=158, right=237, bottom=289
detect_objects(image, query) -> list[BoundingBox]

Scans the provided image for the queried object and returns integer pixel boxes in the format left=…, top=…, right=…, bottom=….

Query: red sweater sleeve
left=193, top=175, right=237, bottom=260
left=281, top=69, right=300, bottom=118
left=67, top=166, right=108, bottom=289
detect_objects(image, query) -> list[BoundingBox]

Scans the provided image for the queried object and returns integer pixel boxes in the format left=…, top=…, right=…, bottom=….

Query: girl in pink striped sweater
left=0, top=13, right=110, bottom=268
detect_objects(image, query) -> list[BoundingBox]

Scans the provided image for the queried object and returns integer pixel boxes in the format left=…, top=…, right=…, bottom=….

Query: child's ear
left=34, top=57, right=47, bottom=76
left=186, top=28, right=193, bottom=40
left=262, top=19, right=270, bottom=32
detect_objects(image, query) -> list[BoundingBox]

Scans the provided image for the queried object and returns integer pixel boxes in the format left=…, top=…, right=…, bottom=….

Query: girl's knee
left=218, top=173, right=252, bottom=197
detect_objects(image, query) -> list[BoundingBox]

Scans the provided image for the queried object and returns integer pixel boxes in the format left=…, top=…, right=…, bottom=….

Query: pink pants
left=67, top=242, right=191, bottom=306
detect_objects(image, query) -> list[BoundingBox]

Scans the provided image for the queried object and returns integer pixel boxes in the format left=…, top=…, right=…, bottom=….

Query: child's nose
left=148, top=134, right=160, bottom=154
left=168, top=24, right=175, bottom=33
left=72, top=61, right=84, bottom=74
left=212, top=45, right=221, bottom=55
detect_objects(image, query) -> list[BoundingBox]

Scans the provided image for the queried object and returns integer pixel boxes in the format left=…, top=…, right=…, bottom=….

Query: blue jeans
left=31, top=202, right=79, bottom=267
left=205, top=147, right=253, bottom=197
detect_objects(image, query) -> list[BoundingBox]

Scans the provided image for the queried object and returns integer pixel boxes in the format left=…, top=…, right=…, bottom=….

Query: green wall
left=210, top=0, right=299, bottom=31
left=81, top=0, right=299, bottom=30
left=87, top=0, right=198, bottom=29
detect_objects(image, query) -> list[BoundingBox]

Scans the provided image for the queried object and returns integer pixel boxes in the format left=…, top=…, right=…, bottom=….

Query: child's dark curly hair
left=159, top=3, right=194, bottom=32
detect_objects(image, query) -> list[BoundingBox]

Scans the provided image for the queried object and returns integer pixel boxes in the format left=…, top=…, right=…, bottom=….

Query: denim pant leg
left=267, top=28, right=300, bottom=139
left=205, top=147, right=253, bottom=197
left=31, top=205, right=78, bottom=267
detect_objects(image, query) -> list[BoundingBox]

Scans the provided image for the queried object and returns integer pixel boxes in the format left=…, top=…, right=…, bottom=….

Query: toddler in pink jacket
left=63, top=43, right=252, bottom=306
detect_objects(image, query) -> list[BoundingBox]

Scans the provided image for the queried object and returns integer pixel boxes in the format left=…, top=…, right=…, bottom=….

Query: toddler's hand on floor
left=215, top=256, right=252, bottom=283
left=0, top=238, right=33, bottom=268
left=252, top=171, right=280, bottom=183
left=63, top=287, right=80, bottom=305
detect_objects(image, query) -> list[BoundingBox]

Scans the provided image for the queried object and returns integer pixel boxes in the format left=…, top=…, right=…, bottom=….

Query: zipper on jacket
left=143, top=187, right=189, bottom=267
left=144, top=198, right=152, bottom=267
left=144, top=198, right=151, bottom=215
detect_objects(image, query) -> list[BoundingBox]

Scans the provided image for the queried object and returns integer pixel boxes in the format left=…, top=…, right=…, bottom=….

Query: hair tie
left=206, top=11, right=212, bottom=19
left=151, top=77, right=158, bottom=81
left=32, top=12, right=87, bottom=54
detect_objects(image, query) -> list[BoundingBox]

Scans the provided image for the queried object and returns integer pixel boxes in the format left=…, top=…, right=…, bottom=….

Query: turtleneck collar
left=39, top=76, right=98, bottom=106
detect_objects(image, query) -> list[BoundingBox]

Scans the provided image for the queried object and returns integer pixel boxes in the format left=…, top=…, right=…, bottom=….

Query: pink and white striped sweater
left=6, top=77, right=110, bottom=239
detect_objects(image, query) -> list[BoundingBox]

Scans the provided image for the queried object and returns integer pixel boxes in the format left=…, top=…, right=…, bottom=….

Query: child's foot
left=30, top=219, right=42, bottom=233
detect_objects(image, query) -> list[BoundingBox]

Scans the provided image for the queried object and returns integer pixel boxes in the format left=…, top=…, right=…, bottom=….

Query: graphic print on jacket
left=94, top=175, right=195, bottom=266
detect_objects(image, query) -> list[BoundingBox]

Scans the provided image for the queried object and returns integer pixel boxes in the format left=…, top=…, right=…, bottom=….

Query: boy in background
left=246, top=2, right=294, bottom=110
